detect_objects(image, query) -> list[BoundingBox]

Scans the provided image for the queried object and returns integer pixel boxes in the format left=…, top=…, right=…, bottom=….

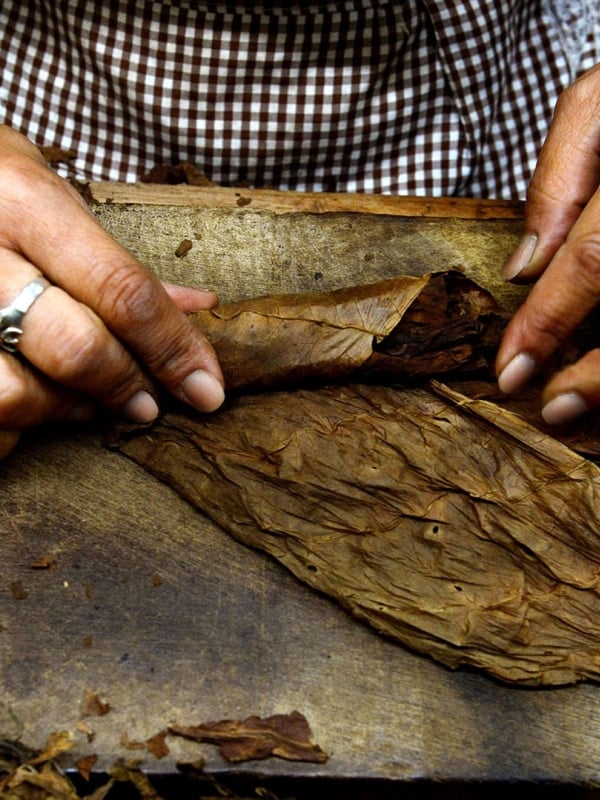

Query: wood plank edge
left=86, top=182, right=525, bottom=220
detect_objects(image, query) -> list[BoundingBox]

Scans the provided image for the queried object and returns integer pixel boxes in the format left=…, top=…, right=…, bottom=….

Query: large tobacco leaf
left=111, top=272, right=600, bottom=685
left=114, top=381, right=600, bottom=686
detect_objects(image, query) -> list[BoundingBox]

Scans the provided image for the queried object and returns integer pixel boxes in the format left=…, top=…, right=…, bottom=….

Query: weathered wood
left=90, top=197, right=527, bottom=314
left=89, top=183, right=525, bottom=219
left=5, top=189, right=599, bottom=786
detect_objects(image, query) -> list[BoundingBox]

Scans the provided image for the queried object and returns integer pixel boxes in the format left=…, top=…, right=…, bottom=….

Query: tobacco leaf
left=75, top=754, right=98, bottom=783
left=0, top=732, right=78, bottom=800
left=110, top=272, right=600, bottom=685
left=168, top=711, right=327, bottom=763
left=187, top=271, right=600, bottom=456
left=145, top=731, right=169, bottom=760
left=113, top=380, right=600, bottom=687
left=107, top=764, right=163, bottom=799
left=191, top=271, right=507, bottom=391
left=449, top=378, right=600, bottom=459
left=80, top=693, right=110, bottom=718
left=141, top=161, right=216, bottom=186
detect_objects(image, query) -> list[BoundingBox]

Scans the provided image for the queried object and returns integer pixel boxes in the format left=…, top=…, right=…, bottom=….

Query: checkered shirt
left=0, top=0, right=598, bottom=198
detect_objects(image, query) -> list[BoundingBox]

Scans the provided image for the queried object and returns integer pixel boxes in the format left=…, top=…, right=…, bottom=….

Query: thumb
left=162, top=282, right=219, bottom=313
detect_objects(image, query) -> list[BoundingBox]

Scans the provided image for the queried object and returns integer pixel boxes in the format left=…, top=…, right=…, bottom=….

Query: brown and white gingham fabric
left=0, top=0, right=598, bottom=199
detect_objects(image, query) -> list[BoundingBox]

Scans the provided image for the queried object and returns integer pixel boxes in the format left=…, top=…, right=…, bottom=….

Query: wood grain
left=88, top=182, right=525, bottom=219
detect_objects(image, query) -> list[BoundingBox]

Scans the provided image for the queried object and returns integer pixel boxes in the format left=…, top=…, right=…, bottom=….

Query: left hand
left=0, top=282, right=219, bottom=461
left=496, top=63, right=600, bottom=425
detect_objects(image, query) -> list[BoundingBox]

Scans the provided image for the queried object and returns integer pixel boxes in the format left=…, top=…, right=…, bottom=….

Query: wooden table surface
left=3, top=187, right=600, bottom=788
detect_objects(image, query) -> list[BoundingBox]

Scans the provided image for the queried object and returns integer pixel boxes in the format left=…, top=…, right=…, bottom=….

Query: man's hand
left=0, top=125, right=224, bottom=459
left=497, top=63, right=600, bottom=425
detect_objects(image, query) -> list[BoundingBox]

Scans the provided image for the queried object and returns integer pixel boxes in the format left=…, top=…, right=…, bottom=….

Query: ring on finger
left=0, top=277, right=50, bottom=353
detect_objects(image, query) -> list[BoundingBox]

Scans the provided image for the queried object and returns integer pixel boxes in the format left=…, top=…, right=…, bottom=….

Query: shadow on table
left=70, top=774, right=600, bottom=799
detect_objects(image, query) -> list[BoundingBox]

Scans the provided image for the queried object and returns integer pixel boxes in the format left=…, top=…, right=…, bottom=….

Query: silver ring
left=0, top=278, right=49, bottom=353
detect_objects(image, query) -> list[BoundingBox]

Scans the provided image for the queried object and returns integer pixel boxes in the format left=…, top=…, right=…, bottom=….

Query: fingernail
left=497, top=352, right=537, bottom=394
left=180, top=369, right=225, bottom=412
left=502, top=233, right=538, bottom=281
left=122, top=390, right=159, bottom=423
left=542, top=392, right=588, bottom=425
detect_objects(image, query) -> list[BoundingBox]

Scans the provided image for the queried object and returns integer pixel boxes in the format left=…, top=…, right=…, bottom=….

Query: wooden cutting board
left=3, top=187, right=598, bottom=788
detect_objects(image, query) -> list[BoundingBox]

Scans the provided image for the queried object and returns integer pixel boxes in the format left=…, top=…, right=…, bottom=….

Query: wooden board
left=4, top=187, right=600, bottom=787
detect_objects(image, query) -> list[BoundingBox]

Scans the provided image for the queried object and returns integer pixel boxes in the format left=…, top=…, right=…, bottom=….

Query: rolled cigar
left=190, top=271, right=508, bottom=391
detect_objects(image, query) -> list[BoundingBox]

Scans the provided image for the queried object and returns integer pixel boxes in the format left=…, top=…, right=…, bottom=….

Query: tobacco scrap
left=76, top=720, right=95, bottom=743
left=9, top=581, right=27, bottom=600
left=141, top=161, right=216, bottom=186
left=0, top=732, right=174, bottom=800
left=27, top=731, right=74, bottom=767
left=76, top=753, right=98, bottom=782
left=30, top=554, right=57, bottom=570
left=39, top=145, right=77, bottom=163
left=168, top=711, right=328, bottom=764
left=174, top=239, right=193, bottom=258
left=0, top=731, right=88, bottom=800
left=145, top=730, right=169, bottom=759
left=81, top=691, right=110, bottom=718
left=119, top=732, right=146, bottom=751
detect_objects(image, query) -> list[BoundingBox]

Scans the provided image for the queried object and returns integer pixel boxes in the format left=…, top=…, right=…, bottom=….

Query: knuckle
left=145, top=330, right=195, bottom=378
left=568, top=234, right=600, bottom=291
left=0, top=150, right=52, bottom=198
left=525, top=180, right=561, bottom=211
left=521, top=302, right=567, bottom=350
left=93, top=259, right=163, bottom=333
left=41, top=309, right=142, bottom=408
left=43, top=314, right=107, bottom=386
left=0, top=157, right=61, bottom=243
left=49, top=325, right=104, bottom=386
left=552, top=77, right=600, bottom=152
left=91, top=258, right=203, bottom=385
left=0, top=156, right=39, bottom=209
left=92, top=354, right=143, bottom=408
left=555, top=82, right=580, bottom=117
left=554, top=74, right=598, bottom=123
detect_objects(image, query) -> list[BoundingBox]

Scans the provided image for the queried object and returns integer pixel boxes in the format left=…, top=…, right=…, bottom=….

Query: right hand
left=496, top=64, right=600, bottom=425
left=0, top=125, right=225, bottom=460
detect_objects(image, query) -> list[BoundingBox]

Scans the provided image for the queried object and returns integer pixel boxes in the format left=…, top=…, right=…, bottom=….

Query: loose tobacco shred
left=168, top=711, right=327, bottom=764
left=110, top=272, right=600, bottom=686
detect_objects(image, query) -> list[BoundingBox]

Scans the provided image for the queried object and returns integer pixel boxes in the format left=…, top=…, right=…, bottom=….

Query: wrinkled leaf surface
left=111, top=273, right=600, bottom=686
